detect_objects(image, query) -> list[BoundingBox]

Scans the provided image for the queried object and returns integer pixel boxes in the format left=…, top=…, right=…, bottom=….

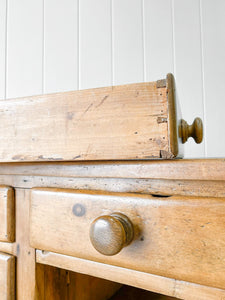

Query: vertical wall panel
left=44, top=0, right=78, bottom=94
left=0, top=0, right=6, bottom=100
left=201, top=0, right=225, bottom=157
left=6, top=0, right=43, bottom=98
left=173, top=0, right=205, bottom=158
left=144, top=0, right=173, bottom=82
left=112, top=0, right=144, bottom=85
left=79, top=0, right=112, bottom=89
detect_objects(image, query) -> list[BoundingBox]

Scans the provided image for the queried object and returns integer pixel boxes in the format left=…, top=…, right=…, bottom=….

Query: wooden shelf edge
left=36, top=250, right=225, bottom=300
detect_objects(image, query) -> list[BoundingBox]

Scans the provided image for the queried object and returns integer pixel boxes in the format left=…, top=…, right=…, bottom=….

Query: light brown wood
left=0, top=242, right=17, bottom=256
left=0, top=186, right=15, bottom=242
left=15, top=188, right=36, bottom=299
left=0, top=159, right=223, bottom=298
left=0, top=175, right=224, bottom=198
left=0, top=159, right=223, bottom=180
left=36, top=263, right=121, bottom=300
left=0, top=76, right=180, bottom=162
left=0, top=252, right=15, bottom=300
left=36, top=250, right=225, bottom=300
left=30, top=188, right=225, bottom=290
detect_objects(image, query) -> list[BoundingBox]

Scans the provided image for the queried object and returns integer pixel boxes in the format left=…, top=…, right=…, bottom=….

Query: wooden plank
left=79, top=0, right=112, bottom=89
left=6, top=0, right=43, bottom=98
left=0, top=252, right=15, bottom=300
left=0, top=80, right=172, bottom=162
left=200, top=0, right=225, bottom=158
left=112, top=0, right=144, bottom=85
left=36, top=263, right=121, bottom=300
left=0, top=175, right=224, bottom=198
left=144, top=0, right=173, bottom=81
left=0, top=0, right=6, bottom=100
left=0, top=186, right=15, bottom=242
left=44, top=0, right=78, bottom=93
left=173, top=0, right=205, bottom=158
left=31, top=188, right=225, bottom=289
left=36, top=250, right=225, bottom=300
left=0, top=159, right=223, bottom=181
left=15, top=189, right=36, bottom=299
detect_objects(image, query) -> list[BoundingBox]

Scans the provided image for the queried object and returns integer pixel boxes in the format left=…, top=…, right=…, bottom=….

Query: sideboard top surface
left=0, top=159, right=223, bottom=181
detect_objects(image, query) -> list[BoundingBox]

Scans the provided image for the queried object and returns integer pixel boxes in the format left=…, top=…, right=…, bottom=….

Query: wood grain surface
left=0, top=252, right=15, bottom=300
left=30, top=188, right=225, bottom=290
left=0, top=186, right=15, bottom=242
left=0, top=176, right=224, bottom=198
left=0, top=79, right=175, bottom=162
left=0, top=159, right=223, bottom=180
left=37, top=250, right=225, bottom=300
left=15, top=189, right=36, bottom=299
left=36, top=264, right=121, bottom=300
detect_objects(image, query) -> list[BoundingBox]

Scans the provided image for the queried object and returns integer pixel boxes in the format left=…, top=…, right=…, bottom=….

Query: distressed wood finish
left=0, top=186, right=15, bottom=242
left=30, top=188, right=225, bottom=290
left=15, top=189, right=36, bottom=299
left=36, top=250, right=225, bottom=300
left=0, top=75, right=181, bottom=162
left=0, top=159, right=223, bottom=181
left=0, top=176, right=224, bottom=198
left=0, top=252, right=15, bottom=300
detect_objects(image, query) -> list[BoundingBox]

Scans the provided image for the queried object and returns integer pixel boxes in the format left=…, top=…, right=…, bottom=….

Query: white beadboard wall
left=0, top=0, right=224, bottom=158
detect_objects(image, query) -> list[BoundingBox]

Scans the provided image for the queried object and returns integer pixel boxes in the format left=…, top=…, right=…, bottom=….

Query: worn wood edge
left=0, top=159, right=223, bottom=180
left=166, top=73, right=179, bottom=158
left=0, top=242, right=17, bottom=256
left=0, top=175, right=224, bottom=197
left=0, top=186, right=15, bottom=243
left=0, top=252, right=15, bottom=300
left=6, top=187, right=15, bottom=243
left=36, top=250, right=225, bottom=300
left=7, top=254, right=15, bottom=300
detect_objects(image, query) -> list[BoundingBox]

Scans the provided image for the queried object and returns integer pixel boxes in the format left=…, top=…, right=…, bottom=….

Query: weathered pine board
left=0, top=75, right=178, bottom=162
left=0, top=159, right=223, bottom=181
left=30, top=189, right=225, bottom=290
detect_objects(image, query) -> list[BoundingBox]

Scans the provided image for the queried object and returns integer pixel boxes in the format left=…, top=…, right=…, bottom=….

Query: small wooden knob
left=90, top=213, right=134, bottom=256
left=179, top=117, right=203, bottom=144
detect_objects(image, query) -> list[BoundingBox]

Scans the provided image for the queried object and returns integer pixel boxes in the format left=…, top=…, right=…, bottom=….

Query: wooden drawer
left=30, top=188, right=225, bottom=290
left=0, top=252, right=15, bottom=300
left=0, top=74, right=203, bottom=162
left=0, top=187, right=15, bottom=242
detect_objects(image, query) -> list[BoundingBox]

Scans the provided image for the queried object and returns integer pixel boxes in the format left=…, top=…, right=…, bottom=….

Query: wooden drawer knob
left=179, top=117, right=203, bottom=144
left=90, top=213, right=134, bottom=256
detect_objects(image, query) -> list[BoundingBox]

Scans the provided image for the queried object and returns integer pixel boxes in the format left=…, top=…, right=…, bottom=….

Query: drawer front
left=30, top=188, right=225, bottom=290
left=0, top=187, right=15, bottom=242
left=0, top=252, right=15, bottom=300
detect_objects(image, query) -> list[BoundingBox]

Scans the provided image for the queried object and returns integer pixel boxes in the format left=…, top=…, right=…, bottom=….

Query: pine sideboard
left=0, top=159, right=224, bottom=299
left=0, top=74, right=222, bottom=299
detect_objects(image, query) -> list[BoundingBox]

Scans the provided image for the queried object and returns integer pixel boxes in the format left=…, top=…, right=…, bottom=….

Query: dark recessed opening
left=151, top=194, right=171, bottom=198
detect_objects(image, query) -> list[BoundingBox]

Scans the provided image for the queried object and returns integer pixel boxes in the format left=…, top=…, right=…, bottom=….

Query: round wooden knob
left=179, top=117, right=203, bottom=144
left=89, top=213, right=134, bottom=256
